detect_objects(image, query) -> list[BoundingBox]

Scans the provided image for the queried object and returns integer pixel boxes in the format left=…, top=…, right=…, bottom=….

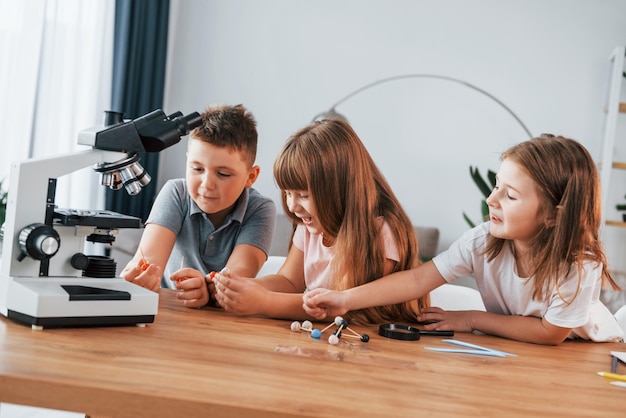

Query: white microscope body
left=0, top=109, right=201, bottom=329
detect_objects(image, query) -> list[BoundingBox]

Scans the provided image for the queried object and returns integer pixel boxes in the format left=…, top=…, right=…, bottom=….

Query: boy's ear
left=245, top=165, right=261, bottom=188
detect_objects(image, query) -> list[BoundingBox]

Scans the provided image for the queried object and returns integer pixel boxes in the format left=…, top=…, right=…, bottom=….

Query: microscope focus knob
left=17, top=223, right=61, bottom=261
left=70, top=253, right=90, bottom=270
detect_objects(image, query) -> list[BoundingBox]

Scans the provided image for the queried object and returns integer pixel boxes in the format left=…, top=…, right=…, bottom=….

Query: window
left=0, top=0, right=114, bottom=210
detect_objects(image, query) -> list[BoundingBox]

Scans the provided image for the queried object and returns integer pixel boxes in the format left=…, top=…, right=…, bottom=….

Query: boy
left=121, top=104, right=276, bottom=308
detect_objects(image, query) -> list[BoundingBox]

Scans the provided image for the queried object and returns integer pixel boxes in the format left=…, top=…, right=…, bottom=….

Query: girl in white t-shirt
left=304, top=134, right=624, bottom=344
left=213, top=118, right=429, bottom=323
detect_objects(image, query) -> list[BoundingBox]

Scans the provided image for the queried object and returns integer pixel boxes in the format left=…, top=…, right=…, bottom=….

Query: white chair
left=257, top=256, right=287, bottom=277
left=429, top=283, right=486, bottom=311
left=614, top=304, right=626, bottom=335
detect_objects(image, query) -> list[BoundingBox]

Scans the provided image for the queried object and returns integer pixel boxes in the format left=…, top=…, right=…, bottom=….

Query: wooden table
left=0, top=289, right=625, bottom=417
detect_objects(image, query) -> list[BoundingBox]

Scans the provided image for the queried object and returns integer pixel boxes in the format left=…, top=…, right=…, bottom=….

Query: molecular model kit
left=291, top=316, right=369, bottom=345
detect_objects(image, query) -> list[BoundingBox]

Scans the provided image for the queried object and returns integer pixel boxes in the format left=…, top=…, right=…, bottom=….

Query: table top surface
left=1, top=289, right=625, bottom=418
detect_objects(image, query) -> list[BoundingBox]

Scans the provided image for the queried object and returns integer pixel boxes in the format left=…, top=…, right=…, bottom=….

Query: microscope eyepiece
left=103, top=111, right=124, bottom=126
left=135, top=110, right=202, bottom=152
left=173, top=112, right=203, bottom=135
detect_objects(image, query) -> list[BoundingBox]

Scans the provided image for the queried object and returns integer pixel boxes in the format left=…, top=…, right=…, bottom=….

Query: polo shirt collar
left=188, top=188, right=250, bottom=226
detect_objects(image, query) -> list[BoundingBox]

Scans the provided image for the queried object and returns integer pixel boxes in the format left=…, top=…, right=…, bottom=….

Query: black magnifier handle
left=419, top=329, right=455, bottom=336
left=378, top=324, right=454, bottom=341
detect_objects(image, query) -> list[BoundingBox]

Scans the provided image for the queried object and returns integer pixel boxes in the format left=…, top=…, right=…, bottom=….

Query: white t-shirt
left=433, top=222, right=624, bottom=342
left=293, top=219, right=400, bottom=291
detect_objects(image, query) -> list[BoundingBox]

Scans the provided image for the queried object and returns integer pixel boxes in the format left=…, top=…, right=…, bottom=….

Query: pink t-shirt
left=292, top=218, right=400, bottom=291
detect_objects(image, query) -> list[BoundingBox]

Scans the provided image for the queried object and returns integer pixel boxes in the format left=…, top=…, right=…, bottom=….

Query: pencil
left=611, top=381, right=626, bottom=388
left=180, top=255, right=185, bottom=269
left=597, top=371, right=626, bottom=382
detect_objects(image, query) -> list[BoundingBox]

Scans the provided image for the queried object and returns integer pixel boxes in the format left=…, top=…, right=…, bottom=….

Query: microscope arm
left=1, top=149, right=127, bottom=278
left=0, top=109, right=201, bottom=328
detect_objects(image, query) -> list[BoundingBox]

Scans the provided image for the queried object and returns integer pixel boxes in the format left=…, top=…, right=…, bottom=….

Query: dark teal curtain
left=105, top=0, right=170, bottom=221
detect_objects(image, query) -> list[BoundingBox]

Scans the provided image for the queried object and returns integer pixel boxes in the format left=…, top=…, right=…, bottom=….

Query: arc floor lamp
left=311, top=73, right=533, bottom=139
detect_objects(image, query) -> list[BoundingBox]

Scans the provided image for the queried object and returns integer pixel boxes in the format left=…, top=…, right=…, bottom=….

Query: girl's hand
left=213, top=268, right=268, bottom=315
left=418, top=306, right=475, bottom=332
left=121, top=258, right=162, bottom=293
left=302, top=288, right=349, bottom=320
left=170, top=268, right=210, bottom=308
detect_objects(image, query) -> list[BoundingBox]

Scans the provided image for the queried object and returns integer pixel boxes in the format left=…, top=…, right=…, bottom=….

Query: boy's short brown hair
left=190, top=104, right=258, bottom=166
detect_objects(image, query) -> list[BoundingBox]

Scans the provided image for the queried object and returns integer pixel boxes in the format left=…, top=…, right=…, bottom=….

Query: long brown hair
left=484, top=134, right=620, bottom=301
left=273, top=119, right=428, bottom=323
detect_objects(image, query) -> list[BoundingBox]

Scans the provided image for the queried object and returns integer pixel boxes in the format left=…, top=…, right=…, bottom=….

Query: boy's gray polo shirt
left=146, top=179, right=276, bottom=289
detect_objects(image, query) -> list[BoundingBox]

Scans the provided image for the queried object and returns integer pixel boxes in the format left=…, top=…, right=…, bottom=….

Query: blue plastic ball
left=311, top=329, right=322, bottom=339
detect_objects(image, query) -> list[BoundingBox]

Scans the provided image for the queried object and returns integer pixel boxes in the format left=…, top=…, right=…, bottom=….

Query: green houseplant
left=463, top=166, right=496, bottom=228
left=617, top=197, right=626, bottom=222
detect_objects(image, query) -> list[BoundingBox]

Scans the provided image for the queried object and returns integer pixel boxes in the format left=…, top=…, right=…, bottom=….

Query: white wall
left=160, top=0, right=626, bottom=275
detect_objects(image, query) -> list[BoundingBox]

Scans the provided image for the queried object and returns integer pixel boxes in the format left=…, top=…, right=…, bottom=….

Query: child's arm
left=303, top=261, right=446, bottom=319
left=171, top=244, right=268, bottom=309
left=212, top=245, right=309, bottom=318
left=419, top=308, right=572, bottom=345
left=223, top=243, right=268, bottom=278
left=213, top=268, right=311, bottom=319
left=254, top=245, right=306, bottom=292
left=214, top=271, right=312, bottom=319
left=121, top=224, right=175, bottom=292
left=180, top=244, right=272, bottom=310
left=172, top=238, right=270, bottom=309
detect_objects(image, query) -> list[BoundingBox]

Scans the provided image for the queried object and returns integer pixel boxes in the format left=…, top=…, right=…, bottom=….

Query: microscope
left=0, top=109, right=202, bottom=329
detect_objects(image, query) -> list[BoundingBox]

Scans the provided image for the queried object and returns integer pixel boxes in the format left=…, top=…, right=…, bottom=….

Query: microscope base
left=6, top=310, right=155, bottom=329
left=0, top=276, right=158, bottom=329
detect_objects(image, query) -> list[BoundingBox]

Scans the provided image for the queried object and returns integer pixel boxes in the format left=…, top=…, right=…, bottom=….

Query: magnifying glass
left=378, top=324, right=454, bottom=341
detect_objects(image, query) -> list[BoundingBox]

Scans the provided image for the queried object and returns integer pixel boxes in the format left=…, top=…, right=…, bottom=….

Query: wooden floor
left=0, top=404, right=82, bottom=418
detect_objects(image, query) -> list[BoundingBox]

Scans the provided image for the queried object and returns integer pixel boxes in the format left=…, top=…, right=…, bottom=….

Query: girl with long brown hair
left=213, top=118, right=428, bottom=323
left=304, top=134, right=623, bottom=344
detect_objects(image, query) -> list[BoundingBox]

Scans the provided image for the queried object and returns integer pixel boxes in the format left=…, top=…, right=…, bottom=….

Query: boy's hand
left=213, top=268, right=268, bottom=315
left=302, top=288, right=349, bottom=320
left=121, top=259, right=162, bottom=292
left=170, top=268, right=211, bottom=308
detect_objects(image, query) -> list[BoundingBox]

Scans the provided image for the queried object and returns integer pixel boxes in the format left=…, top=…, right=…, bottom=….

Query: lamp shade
left=312, top=108, right=349, bottom=123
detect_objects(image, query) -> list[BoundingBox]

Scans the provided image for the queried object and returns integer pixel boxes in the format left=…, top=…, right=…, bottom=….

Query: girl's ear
left=245, top=165, right=261, bottom=188
left=545, top=205, right=562, bottom=228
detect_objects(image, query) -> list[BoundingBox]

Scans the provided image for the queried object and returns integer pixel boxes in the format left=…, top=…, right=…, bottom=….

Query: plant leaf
left=462, top=211, right=476, bottom=228
left=481, top=200, right=489, bottom=221
left=469, top=166, right=493, bottom=198
left=487, top=170, right=497, bottom=188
